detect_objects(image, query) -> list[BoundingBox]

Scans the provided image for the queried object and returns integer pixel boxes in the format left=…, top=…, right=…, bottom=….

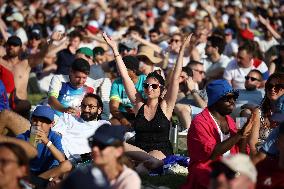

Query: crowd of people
left=0, top=0, right=284, bottom=189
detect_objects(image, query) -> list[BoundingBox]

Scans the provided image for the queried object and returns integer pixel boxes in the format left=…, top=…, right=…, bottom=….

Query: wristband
left=191, top=89, right=198, bottom=94
left=47, top=141, right=52, bottom=147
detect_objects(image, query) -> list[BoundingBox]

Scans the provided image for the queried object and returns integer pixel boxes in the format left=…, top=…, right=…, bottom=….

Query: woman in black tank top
left=103, top=32, right=193, bottom=159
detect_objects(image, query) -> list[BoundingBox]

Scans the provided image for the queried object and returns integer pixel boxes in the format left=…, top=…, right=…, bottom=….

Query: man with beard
left=232, top=69, right=264, bottom=118
left=51, top=93, right=110, bottom=159
left=181, top=79, right=253, bottom=189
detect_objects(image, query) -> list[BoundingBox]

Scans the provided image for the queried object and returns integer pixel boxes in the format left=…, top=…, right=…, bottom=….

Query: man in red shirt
left=256, top=122, right=284, bottom=189
left=181, top=79, right=253, bottom=189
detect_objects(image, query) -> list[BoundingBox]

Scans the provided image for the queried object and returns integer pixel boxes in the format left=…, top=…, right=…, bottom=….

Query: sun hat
left=206, top=79, right=239, bottom=107
left=137, top=45, right=162, bottom=64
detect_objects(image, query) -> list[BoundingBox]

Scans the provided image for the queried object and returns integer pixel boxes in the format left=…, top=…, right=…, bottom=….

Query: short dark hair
left=84, top=93, right=103, bottom=110
left=149, top=28, right=160, bottom=35
left=187, top=60, right=203, bottom=68
left=146, top=71, right=165, bottom=87
left=207, top=36, right=225, bottom=54
left=238, top=41, right=255, bottom=55
left=69, top=30, right=82, bottom=41
left=182, top=66, right=193, bottom=78
left=249, top=69, right=263, bottom=81
left=71, top=58, right=90, bottom=75
left=0, top=142, right=29, bottom=166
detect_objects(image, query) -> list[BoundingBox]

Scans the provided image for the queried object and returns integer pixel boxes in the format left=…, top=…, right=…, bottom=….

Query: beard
left=80, top=112, right=99, bottom=121
left=245, top=84, right=257, bottom=91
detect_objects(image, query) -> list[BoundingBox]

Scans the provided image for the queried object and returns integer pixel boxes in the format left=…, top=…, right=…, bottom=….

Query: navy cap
left=32, top=105, right=54, bottom=122
left=206, top=79, right=239, bottom=107
left=88, top=124, right=125, bottom=147
left=7, top=36, right=22, bottom=46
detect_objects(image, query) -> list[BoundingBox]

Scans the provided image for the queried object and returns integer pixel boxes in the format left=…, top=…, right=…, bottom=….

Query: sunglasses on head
left=211, top=163, right=240, bottom=180
left=221, top=94, right=238, bottom=102
left=245, top=76, right=259, bottom=82
left=266, top=84, right=284, bottom=91
left=143, top=83, right=162, bottom=89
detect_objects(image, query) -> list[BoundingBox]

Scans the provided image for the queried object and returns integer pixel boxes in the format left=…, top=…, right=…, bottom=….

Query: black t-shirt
left=56, top=48, right=76, bottom=75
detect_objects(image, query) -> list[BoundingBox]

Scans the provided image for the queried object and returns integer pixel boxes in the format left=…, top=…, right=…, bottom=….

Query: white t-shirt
left=15, top=27, right=28, bottom=44
left=52, top=113, right=110, bottom=158
left=223, top=59, right=269, bottom=89
left=202, top=54, right=231, bottom=80
left=257, top=37, right=278, bottom=53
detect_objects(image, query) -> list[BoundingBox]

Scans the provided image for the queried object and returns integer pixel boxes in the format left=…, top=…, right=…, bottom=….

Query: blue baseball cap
left=271, top=95, right=284, bottom=122
left=32, top=105, right=54, bottom=122
left=88, top=124, right=125, bottom=147
left=206, top=79, right=239, bottom=107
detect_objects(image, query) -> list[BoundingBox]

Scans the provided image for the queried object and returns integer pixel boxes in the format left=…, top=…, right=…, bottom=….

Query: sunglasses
left=211, top=163, right=240, bottom=180
left=143, top=83, right=162, bottom=90
left=245, top=76, right=259, bottom=82
left=88, top=140, right=108, bottom=150
left=170, top=39, right=181, bottom=43
left=266, top=84, right=284, bottom=91
left=221, top=94, right=238, bottom=102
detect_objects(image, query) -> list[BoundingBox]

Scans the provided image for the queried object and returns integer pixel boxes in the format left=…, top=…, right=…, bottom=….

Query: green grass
left=28, top=94, right=46, bottom=105
left=141, top=174, right=187, bottom=189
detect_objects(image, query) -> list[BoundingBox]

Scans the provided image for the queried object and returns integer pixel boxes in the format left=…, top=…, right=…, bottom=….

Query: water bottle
left=169, top=120, right=178, bottom=153
left=29, top=125, right=39, bottom=148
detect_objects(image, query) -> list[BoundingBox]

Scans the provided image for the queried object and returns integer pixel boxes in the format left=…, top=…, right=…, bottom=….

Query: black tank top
left=133, top=104, right=173, bottom=155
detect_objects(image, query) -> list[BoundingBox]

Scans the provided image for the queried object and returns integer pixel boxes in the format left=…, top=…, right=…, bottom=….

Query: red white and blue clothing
left=223, top=58, right=269, bottom=89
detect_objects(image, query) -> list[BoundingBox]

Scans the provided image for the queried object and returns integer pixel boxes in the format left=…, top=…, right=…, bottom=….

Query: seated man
left=16, top=106, right=70, bottom=181
left=231, top=69, right=265, bottom=118
left=52, top=93, right=110, bottom=159
left=181, top=79, right=253, bottom=189
left=48, top=58, right=94, bottom=117
left=109, top=56, right=146, bottom=128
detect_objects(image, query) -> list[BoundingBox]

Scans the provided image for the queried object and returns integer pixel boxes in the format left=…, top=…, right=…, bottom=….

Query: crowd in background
left=0, top=0, right=284, bottom=189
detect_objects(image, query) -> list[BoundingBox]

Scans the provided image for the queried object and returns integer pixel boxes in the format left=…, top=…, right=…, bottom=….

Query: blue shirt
left=260, top=126, right=279, bottom=156
left=110, top=75, right=146, bottom=112
left=17, top=130, right=64, bottom=175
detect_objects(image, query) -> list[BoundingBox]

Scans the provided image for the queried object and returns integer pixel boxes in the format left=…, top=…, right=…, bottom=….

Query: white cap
left=53, top=24, right=65, bottom=33
left=7, top=12, right=24, bottom=22
left=221, top=154, right=257, bottom=183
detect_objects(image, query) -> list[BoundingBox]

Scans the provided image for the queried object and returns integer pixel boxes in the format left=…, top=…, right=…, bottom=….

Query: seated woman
left=103, top=32, right=192, bottom=160
left=248, top=72, right=284, bottom=155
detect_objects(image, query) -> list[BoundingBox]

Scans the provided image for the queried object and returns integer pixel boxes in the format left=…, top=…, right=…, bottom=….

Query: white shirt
left=15, top=27, right=28, bottom=44
left=52, top=113, right=110, bottom=158
left=223, top=59, right=268, bottom=89
left=257, top=37, right=278, bottom=53
left=202, top=54, right=231, bottom=80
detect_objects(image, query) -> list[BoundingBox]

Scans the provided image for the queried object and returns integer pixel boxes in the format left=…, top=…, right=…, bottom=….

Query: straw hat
left=137, top=45, right=162, bottom=64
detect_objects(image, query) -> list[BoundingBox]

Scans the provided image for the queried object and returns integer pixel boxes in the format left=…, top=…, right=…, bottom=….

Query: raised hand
left=36, top=127, right=49, bottom=145
left=50, top=31, right=65, bottom=41
left=102, top=32, right=118, bottom=51
left=258, top=15, right=269, bottom=26
left=180, top=33, right=193, bottom=52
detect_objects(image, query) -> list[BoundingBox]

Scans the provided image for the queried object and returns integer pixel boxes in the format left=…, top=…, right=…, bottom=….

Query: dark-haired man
left=48, top=58, right=94, bottom=117
left=52, top=93, right=109, bottom=159
left=202, top=36, right=231, bottom=83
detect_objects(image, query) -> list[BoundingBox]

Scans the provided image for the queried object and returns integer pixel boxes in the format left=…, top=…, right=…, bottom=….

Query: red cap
left=240, top=29, right=254, bottom=41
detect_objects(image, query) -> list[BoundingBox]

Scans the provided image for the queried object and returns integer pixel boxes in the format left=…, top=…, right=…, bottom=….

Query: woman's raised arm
left=102, top=33, right=143, bottom=106
left=164, top=34, right=193, bottom=111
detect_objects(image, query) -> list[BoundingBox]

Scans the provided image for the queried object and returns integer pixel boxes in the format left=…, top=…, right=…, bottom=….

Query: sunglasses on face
left=266, top=84, right=284, bottom=91
left=170, top=39, right=181, bottom=43
left=81, top=104, right=98, bottom=110
left=143, top=83, right=162, bottom=90
left=211, top=163, right=240, bottom=180
left=88, top=140, right=108, bottom=150
left=245, top=76, right=259, bottom=82
left=221, top=94, right=238, bottom=102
